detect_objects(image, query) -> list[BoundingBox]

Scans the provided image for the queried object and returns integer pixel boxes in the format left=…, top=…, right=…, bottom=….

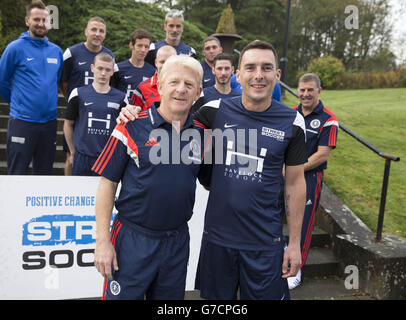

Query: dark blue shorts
left=72, top=151, right=98, bottom=176
left=7, top=117, right=56, bottom=175
left=195, top=239, right=290, bottom=300
left=102, top=217, right=190, bottom=300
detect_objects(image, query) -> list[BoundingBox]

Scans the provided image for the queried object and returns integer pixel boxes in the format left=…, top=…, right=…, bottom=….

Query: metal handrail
left=280, top=81, right=400, bottom=241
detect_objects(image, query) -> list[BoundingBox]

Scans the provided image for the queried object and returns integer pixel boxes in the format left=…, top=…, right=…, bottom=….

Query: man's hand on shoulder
left=116, top=104, right=142, bottom=124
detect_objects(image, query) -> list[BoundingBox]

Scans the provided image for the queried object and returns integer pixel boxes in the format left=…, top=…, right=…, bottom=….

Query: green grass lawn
left=283, top=88, right=406, bottom=239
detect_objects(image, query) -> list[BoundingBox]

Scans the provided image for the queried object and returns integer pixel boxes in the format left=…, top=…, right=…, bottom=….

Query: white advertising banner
left=0, top=176, right=208, bottom=300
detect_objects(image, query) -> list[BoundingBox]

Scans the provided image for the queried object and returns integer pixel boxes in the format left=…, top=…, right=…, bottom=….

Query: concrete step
left=283, top=224, right=339, bottom=278
left=184, top=276, right=374, bottom=300
left=0, top=103, right=9, bottom=115
left=289, top=275, right=374, bottom=300
left=283, top=224, right=332, bottom=248
left=303, top=247, right=340, bottom=278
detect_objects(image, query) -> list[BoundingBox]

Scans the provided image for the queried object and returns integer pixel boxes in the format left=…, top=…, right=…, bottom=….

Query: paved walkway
left=184, top=276, right=375, bottom=300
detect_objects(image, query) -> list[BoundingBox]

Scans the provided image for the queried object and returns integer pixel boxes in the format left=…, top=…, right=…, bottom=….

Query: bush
left=336, top=69, right=406, bottom=89
left=298, top=55, right=345, bottom=89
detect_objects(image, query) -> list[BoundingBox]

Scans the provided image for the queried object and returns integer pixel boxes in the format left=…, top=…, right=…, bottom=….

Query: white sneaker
left=288, top=269, right=302, bottom=290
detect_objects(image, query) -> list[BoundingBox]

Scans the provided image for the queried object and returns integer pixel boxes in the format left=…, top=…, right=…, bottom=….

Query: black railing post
left=376, top=158, right=392, bottom=242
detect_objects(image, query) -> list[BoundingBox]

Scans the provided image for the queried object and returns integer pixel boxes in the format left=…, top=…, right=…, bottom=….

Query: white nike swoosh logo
left=204, top=78, right=211, bottom=82
left=224, top=123, right=238, bottom=128
left=84, top=102, right=93, bottom=106
left=124, top=76, right=132, bottom=79
left=78, top=62, right=87, bottom=65
left=27, top=58, right=34, bottom=61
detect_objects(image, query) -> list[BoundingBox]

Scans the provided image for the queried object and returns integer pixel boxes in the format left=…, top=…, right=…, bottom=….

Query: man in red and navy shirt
left=92, top=55, right=208, bottom=300
left=287, top=73, right=339, bottom=289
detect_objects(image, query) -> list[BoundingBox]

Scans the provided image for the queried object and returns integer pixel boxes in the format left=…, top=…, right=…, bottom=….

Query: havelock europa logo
left=224, top=140, right=267, bottom=183
left=88, top=112, right=112, bottom=135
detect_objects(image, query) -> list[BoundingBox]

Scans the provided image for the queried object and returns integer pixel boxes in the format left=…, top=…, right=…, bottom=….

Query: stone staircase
left=283, top=224, right=340, bottom=279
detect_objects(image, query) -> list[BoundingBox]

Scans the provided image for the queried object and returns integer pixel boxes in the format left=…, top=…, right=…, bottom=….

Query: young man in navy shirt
left=192, top=53, right=240, bottom=113
left=130, top=45, right=176, bottom=110
left=93, top=55, right=208, bottom=300
left=200, top=36, right=223, bottom=88
left=63, top=53, right=127, bottom=176
left=287, top=73, right=339, bottom=289
left=60, top=16, right=117, bottom=175
left=145, top=9, right=196, bottom=65
left=193, top=40, right=307, bottom=300
left=111, top=29, right=156, bottom=99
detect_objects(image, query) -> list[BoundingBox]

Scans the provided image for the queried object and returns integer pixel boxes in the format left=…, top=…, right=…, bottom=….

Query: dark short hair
left=202, top=35, right=221, bottom=49
left=298, top=73, right=321, bottom=89
left=213, top=53, right=233, bottom=67
left=130, top=28, right=152, bottom=45
left=238, top=40, right=279, bottom=69
left=26, top=0, right=47, bottom=16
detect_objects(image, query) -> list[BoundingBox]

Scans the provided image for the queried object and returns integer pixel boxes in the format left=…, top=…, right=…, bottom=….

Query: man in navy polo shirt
left=93, top=55, right=207, bottom=300
left=145, top=9, right=196, bottom=65
left=191, top=53, right=240, bottom=113
left=63, top=53, right=127, bottom=176
left=287, top=73, right=339, bottom=289
left=111, top=28, right=156, bottom=99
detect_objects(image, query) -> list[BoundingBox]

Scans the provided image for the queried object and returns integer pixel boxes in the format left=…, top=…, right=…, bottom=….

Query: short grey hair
left=165, top=9, right=184, bottom=23
left=298, top=73, right=321, bottom=89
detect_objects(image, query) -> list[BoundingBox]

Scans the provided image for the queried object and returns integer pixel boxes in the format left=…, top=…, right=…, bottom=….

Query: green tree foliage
left=301, top=56, right=345, bottom=89
left=175, top=0, right=285, bottom=61
left=0, top=0, right=27, bottom=54
left=1, top=0, right=207, bottom=62
left=0, top=0, right=396, bottom=87
left=49, top=0, right=206, bottom=62
left=288, top=0, right=393, bottom=84
left=216, top=4, right=236, bottom=34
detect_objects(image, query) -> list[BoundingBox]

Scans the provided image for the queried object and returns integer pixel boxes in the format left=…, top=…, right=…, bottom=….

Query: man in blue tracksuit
left=0, top=1, right=63, bottom=175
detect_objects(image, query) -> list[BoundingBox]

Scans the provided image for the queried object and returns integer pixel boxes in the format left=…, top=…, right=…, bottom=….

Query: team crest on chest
left=310, top=119, right=321, bottom=129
